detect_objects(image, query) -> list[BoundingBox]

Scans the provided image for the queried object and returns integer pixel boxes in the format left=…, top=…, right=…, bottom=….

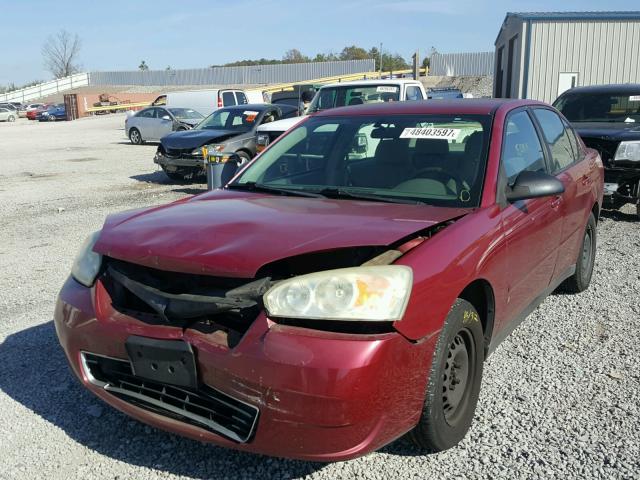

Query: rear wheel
left=409, top=298, right=484, bottom=452
left=559, top=212, right=596, bottom=293
left=129, top=128, right=143, bottom=145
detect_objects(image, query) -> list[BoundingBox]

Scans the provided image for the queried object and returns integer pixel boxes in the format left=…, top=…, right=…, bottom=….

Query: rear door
left=531, top=107, right=595, bottom=278
left=235, top=91, right=248, bottom=105
left=221, top=91, right=237, bottom=107
left=499, top=109, right=564, bottom=325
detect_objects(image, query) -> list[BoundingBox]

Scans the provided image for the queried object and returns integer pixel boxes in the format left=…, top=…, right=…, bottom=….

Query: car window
left=532, top=108, right=576, bottom=173
left=502, top=110, right=547, bottom=185
left=234, top=114, right=491, bottom=208
left=308, top=84, right=401, bottom=113
left=260, top=110, right=278, bottom=125
left=553, top=91, right=640, bottom=123
left=222, top=91, right=236, bottom=106
left=137, top=108, right=156, bottom=119
left=235, top=92, right=248, bottom=105
left=157, top=108, right=171, bottom=119
left=562, top=118, right=582, bottom=160
left=406, top=86, right=424, bottom=101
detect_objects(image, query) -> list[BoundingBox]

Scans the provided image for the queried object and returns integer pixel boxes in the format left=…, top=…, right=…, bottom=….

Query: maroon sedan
left=55, top=100, right=603, bottom=461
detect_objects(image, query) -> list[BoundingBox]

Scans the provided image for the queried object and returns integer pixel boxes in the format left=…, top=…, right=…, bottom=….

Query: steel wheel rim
left=442, top=328, right=475, bottom=426
left=581, top=226, right=593, bottom=275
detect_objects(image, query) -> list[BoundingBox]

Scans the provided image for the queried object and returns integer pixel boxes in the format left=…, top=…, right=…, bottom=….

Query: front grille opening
left=82, top=352, right=259, bottom=443
left=101, top=258, right=262, bottom=342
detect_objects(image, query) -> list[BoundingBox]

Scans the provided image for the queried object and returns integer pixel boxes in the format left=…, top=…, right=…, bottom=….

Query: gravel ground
left=0, top=115, right=639, bottom=480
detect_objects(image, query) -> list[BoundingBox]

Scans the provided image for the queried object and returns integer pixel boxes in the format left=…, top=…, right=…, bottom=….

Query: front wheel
left=559, top=212, right=596, bottom=293
left=8, top=115, right=15, bottom=122
left=129, top=128, right=143, bottom=145
left=409, top=298, right=484, bottom=452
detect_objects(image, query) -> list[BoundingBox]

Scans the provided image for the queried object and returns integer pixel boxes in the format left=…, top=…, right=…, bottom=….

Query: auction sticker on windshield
left=377, top=86, right=399, bottom=93
left=629, top=96, right=640, bottom=102
left=400, top=127, right=461, bottom=140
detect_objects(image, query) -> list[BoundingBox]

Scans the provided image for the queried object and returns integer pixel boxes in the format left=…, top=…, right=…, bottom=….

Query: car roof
left=221, top=103, right=275, bottom=112
left=557, top=84, right=640, bottom=95
left=319, top=79, right=422, bottom=89
left=314, top=99, right=545, bottom=117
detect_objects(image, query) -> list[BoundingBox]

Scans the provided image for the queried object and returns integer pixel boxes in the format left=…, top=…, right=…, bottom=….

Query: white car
left=0, top=107, right=17, bottom=122
left=256, top=79, right=428, bottom=151
left=151, top=89, right=258, bottom=117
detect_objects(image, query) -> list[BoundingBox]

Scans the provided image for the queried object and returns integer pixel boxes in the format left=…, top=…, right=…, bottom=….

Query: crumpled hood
left=161, top=129, right=241, bottom=150
left=95, top=190, right=468, bottom=278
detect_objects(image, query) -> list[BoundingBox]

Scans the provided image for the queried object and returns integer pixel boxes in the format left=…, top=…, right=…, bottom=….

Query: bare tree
left=42, top=30, right=82, bottom=78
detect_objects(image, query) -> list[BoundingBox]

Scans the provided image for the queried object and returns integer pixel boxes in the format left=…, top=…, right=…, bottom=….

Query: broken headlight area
left=101, top=258, right=270, bottom=347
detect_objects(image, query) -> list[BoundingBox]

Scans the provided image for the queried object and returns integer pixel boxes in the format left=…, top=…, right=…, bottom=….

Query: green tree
left=340, top=45, right=369, bottom=61
left=138, top=60, right=149, bottom=71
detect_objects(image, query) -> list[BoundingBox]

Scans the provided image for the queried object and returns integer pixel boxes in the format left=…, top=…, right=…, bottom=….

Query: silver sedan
left=0, top=107, right=17, bottom=122
left=125, top=106, right=204, bottom=144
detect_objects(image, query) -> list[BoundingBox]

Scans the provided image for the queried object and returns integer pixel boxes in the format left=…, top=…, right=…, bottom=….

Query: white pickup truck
left=256, top=79, right=427, bottom=152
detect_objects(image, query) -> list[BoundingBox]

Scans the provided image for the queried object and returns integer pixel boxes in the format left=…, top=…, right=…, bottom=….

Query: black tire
left=559, top=212, right=596, bottom=293
left=161, top=166, right=205, bottom=183
left=129, top=128, right=143, bottom=145
left=409, top=298, right=484, bottom=452
left=8, top=115, right=15, bottom=122
left=235, top=150, right=251, bottom=167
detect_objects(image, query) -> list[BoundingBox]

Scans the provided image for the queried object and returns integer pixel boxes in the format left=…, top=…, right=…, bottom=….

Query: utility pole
left=379, top=42, right=383, bottom=77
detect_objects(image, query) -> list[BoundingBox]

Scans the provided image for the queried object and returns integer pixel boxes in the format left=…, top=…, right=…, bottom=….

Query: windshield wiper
left=227, top=182, right=325, bottom=198
left=318, top=188, right=426, bottom=205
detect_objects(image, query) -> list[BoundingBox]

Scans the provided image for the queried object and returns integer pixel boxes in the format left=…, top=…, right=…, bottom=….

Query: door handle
left=550, top=196, right=562, bottom=209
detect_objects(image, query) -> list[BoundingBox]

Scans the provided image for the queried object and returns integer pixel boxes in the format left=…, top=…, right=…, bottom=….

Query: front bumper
left=154, top=151, right=204, bottom=169
left=54, top=277, right=434, bottom=461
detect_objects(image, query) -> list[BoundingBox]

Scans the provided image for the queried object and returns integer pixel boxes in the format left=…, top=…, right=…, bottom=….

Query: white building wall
left=527, top=20, right=640, bottom=103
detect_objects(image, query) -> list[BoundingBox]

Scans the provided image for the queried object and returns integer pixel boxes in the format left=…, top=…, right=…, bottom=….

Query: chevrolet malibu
left=55, top=100, right=603, bottom=461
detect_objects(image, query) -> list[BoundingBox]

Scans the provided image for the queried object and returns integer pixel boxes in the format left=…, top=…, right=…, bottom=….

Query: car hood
left=573, top=122, right=640, bottom=140
left=161, top=129, right=243, bottom=149
left=95, top=190, right=468, bottom=278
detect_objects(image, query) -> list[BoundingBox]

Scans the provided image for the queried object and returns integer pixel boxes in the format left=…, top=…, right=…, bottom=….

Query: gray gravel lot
left=0, top=115, right=639, bottom=480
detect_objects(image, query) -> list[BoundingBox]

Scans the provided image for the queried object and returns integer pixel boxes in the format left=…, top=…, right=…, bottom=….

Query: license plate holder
left=125, top=336, right=198, bottom=389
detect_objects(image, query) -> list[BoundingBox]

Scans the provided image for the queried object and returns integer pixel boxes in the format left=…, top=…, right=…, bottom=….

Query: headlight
left=71, top=231, right=103, bottom=287
left=264, top=266, right=412, bottom=321
left=614, top=141, right=640, bottom=162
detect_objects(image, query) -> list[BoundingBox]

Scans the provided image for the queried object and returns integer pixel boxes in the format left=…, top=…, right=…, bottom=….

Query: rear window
left=308, top=85, right=401, bottom=113
left=222, top=91, right=236, bottom=106
left=554, top=92, right=640, bottom=123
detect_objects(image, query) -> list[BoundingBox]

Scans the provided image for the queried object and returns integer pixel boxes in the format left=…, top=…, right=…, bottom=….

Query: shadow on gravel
left=600, top=208, right=638, bottom=223
left=130, top=172, right=206, bottom=196
left=0, top=322, right=325, bottom=479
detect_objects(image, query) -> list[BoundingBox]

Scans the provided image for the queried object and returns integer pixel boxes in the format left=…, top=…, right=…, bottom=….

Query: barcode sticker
left=377, top=86, right=399, bottom=93
left=400, top=127, right=461, bottom=140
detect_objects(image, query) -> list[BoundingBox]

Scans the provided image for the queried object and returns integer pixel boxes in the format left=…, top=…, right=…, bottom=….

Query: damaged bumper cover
left=54, top=272, right=435, bottom=461
left=154, top=150, right=205, bottom=169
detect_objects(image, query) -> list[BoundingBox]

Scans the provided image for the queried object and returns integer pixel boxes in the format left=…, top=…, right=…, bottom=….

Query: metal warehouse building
left=494, top=11, right=640, bottom=103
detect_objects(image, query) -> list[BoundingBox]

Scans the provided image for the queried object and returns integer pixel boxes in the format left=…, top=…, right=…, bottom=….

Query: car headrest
left=371, top=126, right=402, bottom=139
left=464, top=132, right=483, bottom=159
left=413, top=138, right=449, bottom=155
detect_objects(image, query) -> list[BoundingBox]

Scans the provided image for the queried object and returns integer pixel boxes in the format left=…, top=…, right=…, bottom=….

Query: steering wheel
left=413, top=167, right=465, bottom=196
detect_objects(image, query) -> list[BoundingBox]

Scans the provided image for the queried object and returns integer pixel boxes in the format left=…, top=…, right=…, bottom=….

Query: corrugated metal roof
left=508, top=11, right=640, bottom=21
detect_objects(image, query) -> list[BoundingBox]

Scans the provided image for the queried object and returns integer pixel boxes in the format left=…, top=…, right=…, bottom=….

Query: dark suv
left=554, top=84, right=640, bottom=218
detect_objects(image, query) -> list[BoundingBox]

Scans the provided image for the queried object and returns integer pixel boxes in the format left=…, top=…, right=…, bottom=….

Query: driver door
left=499, top=109, right=564, bottom=327
left=154, top=108, right=175, bottom=140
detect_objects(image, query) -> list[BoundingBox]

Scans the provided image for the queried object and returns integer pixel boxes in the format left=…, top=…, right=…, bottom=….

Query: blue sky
left=1, top=0, right=638, bottom=85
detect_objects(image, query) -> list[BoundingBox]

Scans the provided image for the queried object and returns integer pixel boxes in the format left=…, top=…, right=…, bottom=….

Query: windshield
left=307, top=85, right=401, bottom=113
left=232, top=114, right=491, bottom=208
left=168, top=108, right=204, bottom=121
left=195, top=108, right=262, bottom=131
left=554, top=92, right=640, bottom=123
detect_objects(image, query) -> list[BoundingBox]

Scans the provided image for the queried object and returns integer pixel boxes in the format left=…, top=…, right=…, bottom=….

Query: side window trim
left=526, top=107, right=555, bottom=175
left=530, top=106, right=577, bottom=174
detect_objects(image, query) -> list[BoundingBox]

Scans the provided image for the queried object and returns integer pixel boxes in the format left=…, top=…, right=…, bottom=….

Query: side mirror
left=161, top=115, right=171, bottom=121
left=506, top=170, right=565, bottom=202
